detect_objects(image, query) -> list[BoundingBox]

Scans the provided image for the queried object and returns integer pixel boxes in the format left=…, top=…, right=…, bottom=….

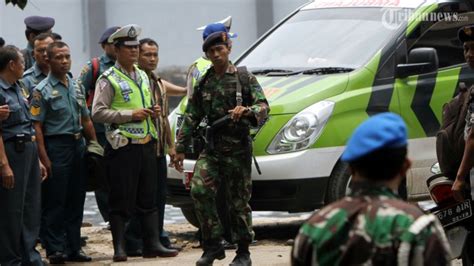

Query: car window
left=238, top=7, right=406, bottom=72
left=407, top=3, right=473, bottom=68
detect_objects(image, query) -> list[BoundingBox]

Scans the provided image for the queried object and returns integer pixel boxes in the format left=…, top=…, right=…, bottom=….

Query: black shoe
left=229, top=251, right=251, bottom=266
left=80, top=236, right=88, bottom=247
left=196, top=241, right=225, bottom=266
left=66, top=249, right=92, bottom=262
left=110, top=215, right=128, bottom=262
left=163, top=242, right=183, bottom=252
left=222, top=239, right=237, bottom=250
left=141, top=212, right=179, bottom=258
left=48, top=251, right=66, bottom=264
left=126, top=249, right=143, bottom=257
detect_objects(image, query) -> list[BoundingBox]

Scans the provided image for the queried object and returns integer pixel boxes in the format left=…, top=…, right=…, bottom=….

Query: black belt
left=5, top=134, right=35, bottom=143
left=45, top=132, right=83, bottom=140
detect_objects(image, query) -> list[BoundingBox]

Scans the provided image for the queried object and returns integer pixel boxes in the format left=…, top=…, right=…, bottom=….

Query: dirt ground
left=39, top=218, right=303, bottom=265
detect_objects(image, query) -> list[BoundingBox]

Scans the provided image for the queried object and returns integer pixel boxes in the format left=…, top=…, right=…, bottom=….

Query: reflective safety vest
left=190, top=57, right=212, bottom=89
left=106, top=66, right=157, bottom=139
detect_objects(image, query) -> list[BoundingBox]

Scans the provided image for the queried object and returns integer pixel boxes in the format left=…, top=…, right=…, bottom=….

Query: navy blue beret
left=202, top=31, right=229, bottom=52
left=24, top=16, right=55, bottom=31
left=341, top=113, right=408, bottom=162
left=99, top=26, right=120, bottom=44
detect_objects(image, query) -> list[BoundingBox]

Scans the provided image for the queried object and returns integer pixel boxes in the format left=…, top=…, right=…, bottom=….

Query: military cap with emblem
left=108, top=24, right=141, bottom=46
left=459, top=24, right=474, bottom=43
left=99, top=26, right=120, bottom=44
left=202, top=31, right=230, bottom=52
left=24, top=16, right=55, bottom=31
left=202, top=23, right=237, bottom=41
left=341, top=112, right=408, bottom=162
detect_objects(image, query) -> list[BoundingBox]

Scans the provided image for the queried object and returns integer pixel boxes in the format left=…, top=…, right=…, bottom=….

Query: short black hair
left=139, top=38, right=158, bottom=51
left=25, top=27, right=43, bottom=41
left=349, top=147, right=407, bottom=181
left=51, top=32, right=62, bottom=41
left=46, top=41, right=69, bottom=59
left=0, top=45, right=20, bottom=72
left=32, top=33, right=54, bottom=47
left=0, top=37, right=4, bottom=47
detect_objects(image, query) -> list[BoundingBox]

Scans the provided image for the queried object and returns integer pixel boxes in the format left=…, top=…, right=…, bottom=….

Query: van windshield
left=239, top=8, right=408, bottom=72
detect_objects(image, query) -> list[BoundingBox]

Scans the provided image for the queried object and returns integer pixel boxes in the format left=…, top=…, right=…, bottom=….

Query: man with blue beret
left=453, top=24, right=474, bottom=201
left=78, top=26, right=119, bottom=225
left=21, top=16, right=55, bottom=71
left=291, top=113, right=451, bottom=266
left=186, top=19, right=237, bottom=96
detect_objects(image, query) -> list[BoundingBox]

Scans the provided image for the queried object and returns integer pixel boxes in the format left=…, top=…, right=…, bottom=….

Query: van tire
left=180, top=206, right=200, bottom=228
left=325, top=161, right=351, bottom=204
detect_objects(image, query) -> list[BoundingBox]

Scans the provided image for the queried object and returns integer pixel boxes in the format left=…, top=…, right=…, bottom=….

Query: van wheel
left=180, top=206, right=200, bottom=228
left=325, top=162, right=351, bottom=204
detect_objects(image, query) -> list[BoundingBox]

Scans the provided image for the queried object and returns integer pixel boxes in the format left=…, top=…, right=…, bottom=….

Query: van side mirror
left=395, top=48, right=439, bottom=79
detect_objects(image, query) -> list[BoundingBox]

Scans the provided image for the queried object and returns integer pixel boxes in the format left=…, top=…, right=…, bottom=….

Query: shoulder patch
left=102, top=67, right=114, bottom=77
left=23, top=68, right=34, bottom=76
left=34, top=79, right=48, bottom=92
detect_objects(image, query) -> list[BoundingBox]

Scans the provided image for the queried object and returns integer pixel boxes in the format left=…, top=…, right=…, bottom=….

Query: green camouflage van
left=168, top=0, right=474, bottom=226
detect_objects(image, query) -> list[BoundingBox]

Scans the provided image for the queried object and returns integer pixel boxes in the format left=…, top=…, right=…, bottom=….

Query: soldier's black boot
left=196, top=240, right=225, bottom=266
left=229, top=242, right=251, bottom=266
left=141, top=212, right=179, bottom=258
left=109, top=215, right=127, bottom=262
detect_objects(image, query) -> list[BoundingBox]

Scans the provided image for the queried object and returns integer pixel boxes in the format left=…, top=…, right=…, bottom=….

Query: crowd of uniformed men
left=2, top=11, right=474, bottom=266
left=0, top=14, right=271, bottom=266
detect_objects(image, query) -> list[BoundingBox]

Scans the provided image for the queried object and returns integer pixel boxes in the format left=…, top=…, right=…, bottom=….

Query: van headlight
left=267, top=101, right=335, bottom=154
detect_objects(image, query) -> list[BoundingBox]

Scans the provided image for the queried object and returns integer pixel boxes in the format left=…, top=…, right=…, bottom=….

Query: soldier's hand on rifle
left=228, top=106, right=250, bottom=122
left=452, top=178, right=468, bottom=202
left=132, top=108, right=154, bottom=121
left=174, top=153, right=185, bottom=173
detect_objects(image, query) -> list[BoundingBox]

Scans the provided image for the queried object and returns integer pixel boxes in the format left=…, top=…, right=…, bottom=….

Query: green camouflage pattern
left=176, top=62, right=269, bottom=243
left=291, top=182, right=451, bottom=266
left=191, top=152, right=254, bottom=243
left=176, top=63, right=269, bottom=154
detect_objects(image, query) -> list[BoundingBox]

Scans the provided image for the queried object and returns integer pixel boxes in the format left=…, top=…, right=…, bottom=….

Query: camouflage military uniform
left=291, top=182, right=451, bottom=266
left=176, top=63, right=269, bottom=244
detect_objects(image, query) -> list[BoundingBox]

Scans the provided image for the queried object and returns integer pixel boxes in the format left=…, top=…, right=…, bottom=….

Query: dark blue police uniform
left=0, top=78, right=42, bottom=266
left=30, top=74, right=88, bottom=257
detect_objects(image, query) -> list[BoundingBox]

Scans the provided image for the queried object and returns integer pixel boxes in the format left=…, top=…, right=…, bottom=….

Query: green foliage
left=5, top=0, right=27, bottom=9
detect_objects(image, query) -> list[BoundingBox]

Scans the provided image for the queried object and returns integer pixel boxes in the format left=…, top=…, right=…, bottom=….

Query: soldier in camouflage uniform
left=291, top=113, right=451, bottom=266
left=174, top=30, right=269, bottom=266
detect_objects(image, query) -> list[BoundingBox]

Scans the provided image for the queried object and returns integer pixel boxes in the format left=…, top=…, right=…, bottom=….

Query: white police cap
left=108, top=24, right=142, bottom=46
left=196, top=16, right=232, bottom=31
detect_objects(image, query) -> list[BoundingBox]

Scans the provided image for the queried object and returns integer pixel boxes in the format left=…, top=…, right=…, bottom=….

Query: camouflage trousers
left=190, top=151, right=254, bottom=244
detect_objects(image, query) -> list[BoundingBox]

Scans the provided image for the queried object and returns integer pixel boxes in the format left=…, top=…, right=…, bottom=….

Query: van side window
left=407, top=2, right=472, bottom=68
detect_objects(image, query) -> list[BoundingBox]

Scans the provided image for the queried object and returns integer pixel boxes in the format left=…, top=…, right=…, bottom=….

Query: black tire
left=325, top=161, right=351, bottom=204
left=181, top=206, right=200, bottom=228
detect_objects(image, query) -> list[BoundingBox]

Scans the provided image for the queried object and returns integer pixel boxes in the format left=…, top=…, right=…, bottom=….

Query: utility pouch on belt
left=14, top=134, right=25, bottom=152
left=106, top=129, right=129, bottom=150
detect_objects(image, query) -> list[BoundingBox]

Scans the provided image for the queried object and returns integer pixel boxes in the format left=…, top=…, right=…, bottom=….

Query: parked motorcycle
left=425, top=163, right=474, bottom=265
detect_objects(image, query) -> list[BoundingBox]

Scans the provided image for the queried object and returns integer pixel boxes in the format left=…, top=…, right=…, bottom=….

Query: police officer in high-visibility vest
left=186, top=17, right=237, bottom=97
left=91, top=24, right=178, bottom=262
